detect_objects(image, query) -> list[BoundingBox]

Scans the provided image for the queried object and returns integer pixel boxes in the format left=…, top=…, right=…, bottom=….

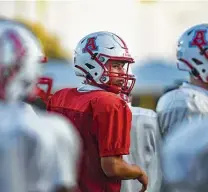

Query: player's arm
left=94, top=97, right=148, bottom=191
left=101, top=156, right=146, bottom=180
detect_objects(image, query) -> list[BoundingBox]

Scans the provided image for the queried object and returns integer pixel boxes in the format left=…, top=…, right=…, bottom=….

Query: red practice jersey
left=47, top=88, right=132, bottom=192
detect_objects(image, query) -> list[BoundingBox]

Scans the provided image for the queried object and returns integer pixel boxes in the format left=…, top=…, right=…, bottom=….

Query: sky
left=1, top=0, right=208, bottom=62
left=46, top=0, right=139, bottom=58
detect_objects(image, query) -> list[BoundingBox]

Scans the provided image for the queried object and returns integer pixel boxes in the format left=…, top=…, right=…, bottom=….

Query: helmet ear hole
left=202, top=69, right=206, bottom=73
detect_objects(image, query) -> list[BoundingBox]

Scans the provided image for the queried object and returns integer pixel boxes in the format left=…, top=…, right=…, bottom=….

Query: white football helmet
left=0, top=19, right=46, bottom=102
left=177, top=24, right=208, bottom=83
left=74, top=31, right=136, bottom=95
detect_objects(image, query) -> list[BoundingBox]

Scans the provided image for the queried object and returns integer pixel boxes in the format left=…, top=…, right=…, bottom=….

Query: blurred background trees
left=16, top=18, right=70, bottom=61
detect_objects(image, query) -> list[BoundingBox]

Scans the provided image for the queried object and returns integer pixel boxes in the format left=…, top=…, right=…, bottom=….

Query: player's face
left=105, top=60, right=126, bottom=87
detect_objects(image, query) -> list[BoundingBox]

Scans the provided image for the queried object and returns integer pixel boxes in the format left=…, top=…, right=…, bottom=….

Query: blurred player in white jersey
left=121, top=95, right=162, bottom=192
left=157, top=23, right=208, bottom=191
left=157, top=24, right=208, bottom=138
left=162, top=116, right=208, bottom=192
left=0, top=18, right=81, bottom=192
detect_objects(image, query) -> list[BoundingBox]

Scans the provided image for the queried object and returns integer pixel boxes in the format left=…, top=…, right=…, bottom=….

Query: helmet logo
left=190, top=30, right=208, bottom=47
left=82, top=37, right=98, bottom=53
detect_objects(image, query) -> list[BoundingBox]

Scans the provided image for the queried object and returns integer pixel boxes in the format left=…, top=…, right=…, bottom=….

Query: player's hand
left=137, top=171, right=148, bottom=192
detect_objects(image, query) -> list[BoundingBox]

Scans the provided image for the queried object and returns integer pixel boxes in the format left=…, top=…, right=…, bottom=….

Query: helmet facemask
left=100, top=59, right=135, bottom=95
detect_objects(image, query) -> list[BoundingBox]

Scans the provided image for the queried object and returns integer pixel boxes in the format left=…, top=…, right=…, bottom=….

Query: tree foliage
left=16, top=18, right=70, bottom=60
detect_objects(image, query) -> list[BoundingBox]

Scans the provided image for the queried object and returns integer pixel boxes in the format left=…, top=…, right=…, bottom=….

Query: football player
left=47, top=31, right=148, bottom=192
left=157, top=24, right=208, bottom=138
left=157, top=23, right=208, bottom=192
left=0, top=18, right=80, bottom=192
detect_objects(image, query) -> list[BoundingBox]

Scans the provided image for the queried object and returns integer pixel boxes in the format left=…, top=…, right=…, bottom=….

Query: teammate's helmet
left=0, top=19, right=46, bottom=102
left=74, top=31, right=136, bottom=95
left=177, top=24, right=208, bottom=83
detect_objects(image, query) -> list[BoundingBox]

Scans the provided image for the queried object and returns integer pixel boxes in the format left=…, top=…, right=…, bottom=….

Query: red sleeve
left=46, top=88, right=69, bottom=112
left=94, top=96, right=132, bottom=157
left=47, top=94, right=57, bottom=112
left=46, top=96, right=52, bottom=111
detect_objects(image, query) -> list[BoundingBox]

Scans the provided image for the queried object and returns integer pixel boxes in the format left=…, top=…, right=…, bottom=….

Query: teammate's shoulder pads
left=156, top=88, right=190, bottom=112
left=130, top=106, right=157, bottom=118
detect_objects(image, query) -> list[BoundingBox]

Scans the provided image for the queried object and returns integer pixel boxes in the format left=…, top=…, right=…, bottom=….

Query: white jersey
left=156, top=82, right=208, bottom=138
left=0, top=102, right=81, bottom=192
left=121, top=106, right=162, bottom=192
left=162, top=116, right=208, bottom=192
left=38, top=111, right=81, bottom=189
left=26, top=103, right=81, bottom=188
